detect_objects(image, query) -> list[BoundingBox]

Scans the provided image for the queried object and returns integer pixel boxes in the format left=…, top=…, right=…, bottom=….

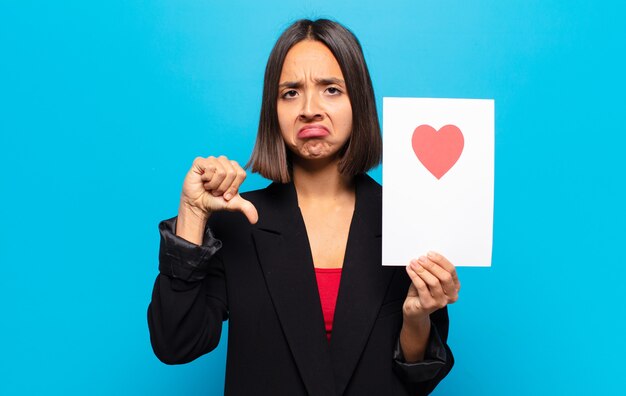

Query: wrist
left=400, top=316, right=431, bottom=363
left=179, top=201, right=211, bottom=223
left=176, top=202, right=211, bottom=245
left=402, top=312, right=431, bottom=333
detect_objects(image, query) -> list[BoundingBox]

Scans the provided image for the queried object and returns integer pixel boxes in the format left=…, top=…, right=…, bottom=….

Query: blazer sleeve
left=392, top=307, right=454, bottom=395
left=147, top=217, right=228, bottom=365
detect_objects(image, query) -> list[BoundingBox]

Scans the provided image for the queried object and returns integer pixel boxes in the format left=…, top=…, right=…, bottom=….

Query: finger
left=213, top=157, right=238, bottom=197
left=418, top=256, right=458, bottom=299
left=192, top=156, right=218, bottom=180
left=404, top=266, right=418, bottom=298
left=410, top=259, right=446, bottom=300
left=427, top=251, right=460, bottom=291
left=194, top=156, right=219, bottom=182
left=406, top=264, right=435, bottom=310
left=226, top=195, right=259, bottom=224
left=223, top=161, right=247, bottom=201
left=204, top=160, right=227, bottom=193
left=409, top=262, right=451, bottom=312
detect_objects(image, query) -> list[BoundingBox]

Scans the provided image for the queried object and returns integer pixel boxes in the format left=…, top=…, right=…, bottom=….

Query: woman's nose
left=299, top=92, right=323, bottom=120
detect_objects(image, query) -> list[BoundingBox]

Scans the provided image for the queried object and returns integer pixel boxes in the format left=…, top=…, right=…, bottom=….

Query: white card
left=382, top=97, right=494, bottom=267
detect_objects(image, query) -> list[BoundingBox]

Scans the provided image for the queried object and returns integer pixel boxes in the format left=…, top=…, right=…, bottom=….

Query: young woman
left=148, top=19, right=460, bottom=396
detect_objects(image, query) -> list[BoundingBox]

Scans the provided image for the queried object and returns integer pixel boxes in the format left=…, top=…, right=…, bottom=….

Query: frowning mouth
left=297, top=125, right=330, bottom=138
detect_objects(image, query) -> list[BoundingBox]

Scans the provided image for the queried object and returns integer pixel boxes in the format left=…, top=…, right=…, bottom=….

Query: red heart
left=411, top=124, right=464, bottom=179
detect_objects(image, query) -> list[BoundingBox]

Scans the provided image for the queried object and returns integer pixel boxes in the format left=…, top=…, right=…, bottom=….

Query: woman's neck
left=291, top=157, right=354, bottom=201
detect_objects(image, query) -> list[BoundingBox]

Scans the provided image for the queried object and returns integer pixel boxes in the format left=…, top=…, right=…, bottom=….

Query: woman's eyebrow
left=278, top=77, right=345, bottom=90
left=278, top=81, right=302, bottom=89
left=315, top=77, right=345, bottom=86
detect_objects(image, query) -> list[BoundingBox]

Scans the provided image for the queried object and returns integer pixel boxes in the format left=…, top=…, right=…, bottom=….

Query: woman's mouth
left=297, top=125, right=330, bottom=138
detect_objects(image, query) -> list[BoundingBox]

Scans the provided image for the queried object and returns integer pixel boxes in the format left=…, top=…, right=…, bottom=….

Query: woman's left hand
left=399, top=251, right=460, bottom=362
left=403, top=251, right=461, bottom=327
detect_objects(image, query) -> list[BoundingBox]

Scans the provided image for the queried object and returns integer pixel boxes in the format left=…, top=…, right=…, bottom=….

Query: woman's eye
left=282, top=90, right=298, bottom=99
left=326, top=87, right=341, bottom=95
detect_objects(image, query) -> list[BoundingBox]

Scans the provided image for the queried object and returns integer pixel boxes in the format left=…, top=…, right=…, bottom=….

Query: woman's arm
left=400, top=252, right=460, bottom=361
left=394, top=307, right=454, bottom=395
left=393, top=252, right=459, bottom=392
left=399, top=315, right=431, bottom=362
left=148, top=155, right=256, bottom=364
left=147, top=218, right=227, bottom=364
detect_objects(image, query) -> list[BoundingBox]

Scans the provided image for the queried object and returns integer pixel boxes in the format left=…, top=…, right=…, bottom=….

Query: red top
left=314, top=267, right=343, bottom=341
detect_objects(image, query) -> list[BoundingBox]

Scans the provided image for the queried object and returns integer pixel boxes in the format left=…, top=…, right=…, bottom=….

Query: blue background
left=1, top=1, right=625, bottom=395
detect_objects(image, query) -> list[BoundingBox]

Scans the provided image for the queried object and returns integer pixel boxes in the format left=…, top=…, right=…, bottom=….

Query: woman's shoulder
left=241, top=181, right=297, bottom=211
left=207, top=181, right=296, bottom=234
left=355, top=173, right=381, bottom=191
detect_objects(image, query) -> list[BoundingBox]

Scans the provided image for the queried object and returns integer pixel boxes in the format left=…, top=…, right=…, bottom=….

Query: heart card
left=382, top=97, right=494, bottom=267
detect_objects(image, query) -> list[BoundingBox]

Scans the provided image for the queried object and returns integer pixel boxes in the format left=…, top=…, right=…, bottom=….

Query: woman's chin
left=292, top=150, right=341, bottom=167
left=298, top=149, right=336, bottom=161
left=298, top=141, right=337, bottom=158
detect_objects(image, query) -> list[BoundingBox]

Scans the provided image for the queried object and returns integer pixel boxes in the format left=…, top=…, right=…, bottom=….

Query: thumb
left=226, top=195, right=259, bottom=224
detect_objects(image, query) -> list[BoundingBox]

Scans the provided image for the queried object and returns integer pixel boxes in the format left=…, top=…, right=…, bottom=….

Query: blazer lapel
left=329, top=175, right=396, bottom=395
left=252, top=182, right=337, bottom=396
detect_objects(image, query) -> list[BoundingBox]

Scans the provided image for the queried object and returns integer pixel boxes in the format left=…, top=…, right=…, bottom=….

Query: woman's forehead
left=280, top=40, right=344, bottom=81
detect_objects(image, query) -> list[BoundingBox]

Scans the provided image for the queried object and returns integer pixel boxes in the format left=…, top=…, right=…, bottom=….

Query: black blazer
left=148, top=174, right=453, bottom=395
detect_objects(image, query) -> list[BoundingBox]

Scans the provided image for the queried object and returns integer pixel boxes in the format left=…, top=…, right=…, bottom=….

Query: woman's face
left=277, top=40, right=353, bottom=163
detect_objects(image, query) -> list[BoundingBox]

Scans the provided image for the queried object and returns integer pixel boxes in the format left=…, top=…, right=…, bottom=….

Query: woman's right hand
left=176, top=156, right=258, bottom=244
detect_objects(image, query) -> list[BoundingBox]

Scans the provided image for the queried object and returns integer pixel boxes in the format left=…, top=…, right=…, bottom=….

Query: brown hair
left=247, top=19, right=382, bottom=183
